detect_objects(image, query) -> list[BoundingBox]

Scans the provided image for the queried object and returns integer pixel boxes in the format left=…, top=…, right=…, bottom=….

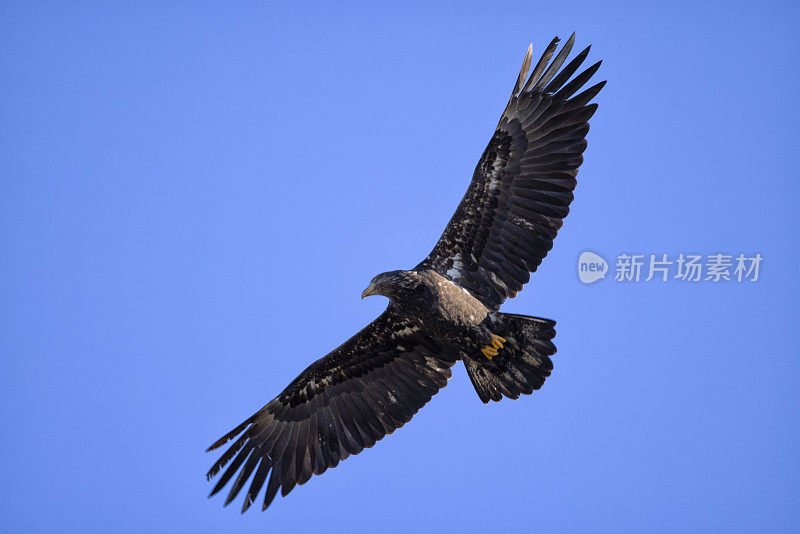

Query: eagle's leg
left=480, top=334, right=506, bottom=360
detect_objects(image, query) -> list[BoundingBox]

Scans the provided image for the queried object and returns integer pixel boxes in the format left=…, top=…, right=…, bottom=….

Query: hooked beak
left=361, top=281, right=378, bottom=299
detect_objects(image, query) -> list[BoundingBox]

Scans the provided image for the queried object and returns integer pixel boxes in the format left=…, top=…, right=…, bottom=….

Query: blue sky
left=2, top=1, right=799, bottom=532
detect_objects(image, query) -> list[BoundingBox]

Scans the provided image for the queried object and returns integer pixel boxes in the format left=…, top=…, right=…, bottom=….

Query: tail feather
left=464, top=313, right=556, bottom=403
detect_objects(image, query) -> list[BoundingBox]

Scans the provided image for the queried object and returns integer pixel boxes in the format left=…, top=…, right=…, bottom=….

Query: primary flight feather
left=207, top=34, right=604, bottom=513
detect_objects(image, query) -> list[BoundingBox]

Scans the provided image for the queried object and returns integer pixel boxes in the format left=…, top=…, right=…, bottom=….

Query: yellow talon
left=490, top=334, right=507, bottom=350
left=481, top=346, right=496, bottom=359
left=481, top=335, right=506, bottom=359
left=479, top=334, right=507, bottom=360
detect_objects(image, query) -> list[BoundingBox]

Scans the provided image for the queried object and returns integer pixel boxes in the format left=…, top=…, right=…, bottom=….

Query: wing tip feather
left=512, top=43, right=534, bottom=98
left=206, top=418, right=252, bottom=452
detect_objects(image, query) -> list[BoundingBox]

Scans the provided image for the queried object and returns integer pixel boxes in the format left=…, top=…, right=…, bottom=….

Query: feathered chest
left=397, top=270, right=490, bottom=331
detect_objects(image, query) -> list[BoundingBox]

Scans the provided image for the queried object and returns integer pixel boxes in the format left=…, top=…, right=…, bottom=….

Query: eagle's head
left=361, top=270, right=419, bottom=301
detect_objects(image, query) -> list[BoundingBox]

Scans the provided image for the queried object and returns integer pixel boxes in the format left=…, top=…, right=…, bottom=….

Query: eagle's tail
left=463, top=313, right=556, bottom=403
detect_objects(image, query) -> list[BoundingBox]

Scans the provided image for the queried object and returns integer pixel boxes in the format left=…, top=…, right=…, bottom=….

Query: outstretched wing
left=417, top=34, right=605, bottom=309
left=206, top=309, right=456, bottom=512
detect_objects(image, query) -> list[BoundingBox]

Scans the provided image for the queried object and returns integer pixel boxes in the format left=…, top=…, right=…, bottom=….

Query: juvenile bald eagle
left=207, top=34, right=604, bottom=512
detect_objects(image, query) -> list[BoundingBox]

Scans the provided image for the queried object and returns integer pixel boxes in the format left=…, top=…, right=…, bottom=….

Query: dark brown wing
left=417, top=34, right=605, bottom=309
left=206, top=309, right=456, bottom=512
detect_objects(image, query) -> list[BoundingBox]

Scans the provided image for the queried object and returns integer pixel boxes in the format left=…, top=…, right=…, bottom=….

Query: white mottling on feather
left=446, top=257, right=465, bottom=280
left=392, top=327, right=415, bottom=337
left=510, top=214, right=536, bottom=232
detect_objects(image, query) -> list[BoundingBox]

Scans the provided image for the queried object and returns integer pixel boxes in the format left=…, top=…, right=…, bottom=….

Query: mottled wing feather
left=206, top=309, right=457, bottom=512
left=417, top=34, right=604, bottom=309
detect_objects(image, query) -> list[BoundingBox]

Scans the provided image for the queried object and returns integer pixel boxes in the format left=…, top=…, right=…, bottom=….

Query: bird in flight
left=207, top=34, right=604, bottom=513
